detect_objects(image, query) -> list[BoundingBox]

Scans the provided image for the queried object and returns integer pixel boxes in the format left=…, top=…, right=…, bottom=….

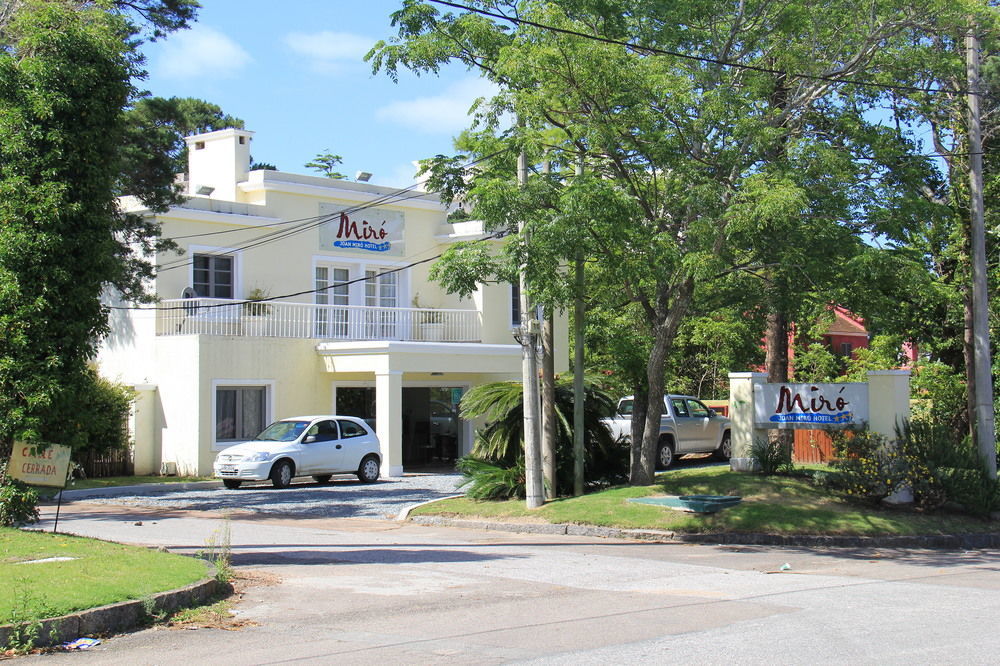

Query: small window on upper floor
left=193, top=254, right=234, bottom=299
left=840, top=342, right=853, bottom=356
left=238, top=136, right=245, bottom=145
left=195, top=141, right=205, bottom=150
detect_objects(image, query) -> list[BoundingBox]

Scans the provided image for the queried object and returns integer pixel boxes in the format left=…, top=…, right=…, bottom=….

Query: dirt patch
left=166, top=570, right=281, bottom=632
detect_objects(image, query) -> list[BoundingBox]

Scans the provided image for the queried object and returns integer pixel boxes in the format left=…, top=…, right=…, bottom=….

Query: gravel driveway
left=62, top=473, right=465, bottom=520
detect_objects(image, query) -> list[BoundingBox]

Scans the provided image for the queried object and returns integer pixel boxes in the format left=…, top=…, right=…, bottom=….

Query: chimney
left=184, top=128, right=254, bottom=201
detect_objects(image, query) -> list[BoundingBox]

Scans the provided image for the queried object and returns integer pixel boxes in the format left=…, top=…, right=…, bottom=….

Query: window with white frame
left=216, top=385, right=267, bottom=441
left=315, top=265, right=349, bottom=337
left=364, top=268, right=397, bottom=338
left=193, top=254, right=234, bottom=299
left=510, top=282, right=520, bottom=328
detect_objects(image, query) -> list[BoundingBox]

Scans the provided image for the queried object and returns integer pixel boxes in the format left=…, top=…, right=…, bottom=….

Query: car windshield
left=255, top=420, right=309, bottom=442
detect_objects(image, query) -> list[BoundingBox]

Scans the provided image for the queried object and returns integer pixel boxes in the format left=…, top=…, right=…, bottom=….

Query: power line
left=109, top=230, right=507, bottom=311
left=426, top=0, right=987, bottom=98
left=155, top=190, right=432, bottom=272
left=154, top=148, right=511, bottom=273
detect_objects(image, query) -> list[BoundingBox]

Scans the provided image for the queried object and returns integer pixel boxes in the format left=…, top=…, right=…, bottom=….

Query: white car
left=213, top=415, right=382, bottom=489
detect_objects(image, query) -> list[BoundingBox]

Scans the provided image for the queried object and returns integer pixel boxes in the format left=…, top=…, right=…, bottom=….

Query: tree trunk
left=542, top=306, right=557, bottom=499
left=629, top=384, right=648, bottom=482
left=631, top=278, right=696, bottom=485
left=765, top=308, right=793, bottom=460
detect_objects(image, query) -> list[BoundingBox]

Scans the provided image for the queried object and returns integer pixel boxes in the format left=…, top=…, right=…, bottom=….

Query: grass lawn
left=0, top=528, right=210, bottom=621
left=410, top=465, right=998, bottom=536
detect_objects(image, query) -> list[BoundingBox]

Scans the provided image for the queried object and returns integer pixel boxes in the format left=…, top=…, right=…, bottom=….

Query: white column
left=868, top=370, right=912, bottom=504
left=867, top=370, right=911, bottom=438
left=728, top=372, right=767, bottom=472
left=375, top=370, right=404, bottom=477
left=131, top=384, right=159, bottom=475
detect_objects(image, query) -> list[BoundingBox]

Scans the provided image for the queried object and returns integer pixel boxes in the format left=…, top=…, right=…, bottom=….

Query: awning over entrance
left=315, top=340, right=522, bottom=374
left=315, top=341, right=522, bottom=476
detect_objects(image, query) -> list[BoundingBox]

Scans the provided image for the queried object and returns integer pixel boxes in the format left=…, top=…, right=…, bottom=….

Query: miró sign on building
left=319, top=204, right=404, bottom=255
left=753, top=383, right=869, bottom=429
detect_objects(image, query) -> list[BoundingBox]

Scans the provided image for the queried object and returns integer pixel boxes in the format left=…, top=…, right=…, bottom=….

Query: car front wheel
left=357, top=455, right=380, bottom=483
left=270, top=459, right=294, bottom=489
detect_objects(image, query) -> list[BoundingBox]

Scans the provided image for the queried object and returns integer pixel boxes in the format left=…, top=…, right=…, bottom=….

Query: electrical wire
left=426, top=0, right=990, bottom=98
left=153, top=148, right=511, bottom=272
left=108, top=230, right=507, bottom=311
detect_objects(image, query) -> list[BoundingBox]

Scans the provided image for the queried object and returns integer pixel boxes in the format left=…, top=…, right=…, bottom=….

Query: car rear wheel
left=270, top=459, right=294, bottom=489
left=656, top=438, right=675, bottom=470
left=312, top=474, right=332, bottom=484
left=222, top=479, right=242, bottom=490
left=713, top=432, right=732, bottom=461
left=357, top=455, right=380, bottom=483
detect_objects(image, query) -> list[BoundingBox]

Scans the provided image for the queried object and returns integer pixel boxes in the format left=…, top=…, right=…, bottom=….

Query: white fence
left=155, top=298, right=482, bottom=343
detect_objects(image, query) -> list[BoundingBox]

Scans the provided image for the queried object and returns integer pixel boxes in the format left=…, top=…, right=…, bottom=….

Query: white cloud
left=285, top=31, right=375, bottom=73
left=154, top=26, right=251, bottom=79
left=380, top=161, right=426, bottom=189
left=375, top=78, right=501, bottom=135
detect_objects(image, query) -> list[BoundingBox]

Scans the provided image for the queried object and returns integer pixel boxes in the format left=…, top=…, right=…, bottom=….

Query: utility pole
left=540, top=161, right=557, bottom=500
left=966, top=25, right=997, bottom=478
left=542, top=308, right=557, bottom=499
left=573, top=157, right=586, bottom=497
left=519, top=147, right=545, bottom=507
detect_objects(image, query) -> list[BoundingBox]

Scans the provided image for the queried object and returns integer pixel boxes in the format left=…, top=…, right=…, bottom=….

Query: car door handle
left=336, top=444, right=342, bottom=449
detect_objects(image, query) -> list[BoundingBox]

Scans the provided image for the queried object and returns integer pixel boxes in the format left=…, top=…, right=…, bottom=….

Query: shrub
left=897, top=421, right=1000, bottom=517
left=0, top=462, right=40, bottom=527
left=456, top=456, right=526, bottom=500
left=749, top=435, right=793, bottom=475
left=827, top=429, right=907, bottom=504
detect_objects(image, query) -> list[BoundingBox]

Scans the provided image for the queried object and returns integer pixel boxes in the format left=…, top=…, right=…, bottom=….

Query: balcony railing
left=155, top=298, right=482, bottom=343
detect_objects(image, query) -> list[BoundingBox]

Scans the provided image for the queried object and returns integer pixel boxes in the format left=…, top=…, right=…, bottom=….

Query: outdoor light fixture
left=355, top=171, right=372, bottom=182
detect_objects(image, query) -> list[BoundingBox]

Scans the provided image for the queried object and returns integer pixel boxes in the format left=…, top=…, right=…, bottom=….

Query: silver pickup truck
left=603, top=395, right=732, bottom=469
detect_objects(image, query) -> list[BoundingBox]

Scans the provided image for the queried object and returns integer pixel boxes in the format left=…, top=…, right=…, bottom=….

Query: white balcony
left=154, top=298, right=482, bottom=343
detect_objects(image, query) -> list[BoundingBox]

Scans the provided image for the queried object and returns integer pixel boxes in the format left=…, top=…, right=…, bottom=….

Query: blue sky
left=139, top=1, right=496, bottom=187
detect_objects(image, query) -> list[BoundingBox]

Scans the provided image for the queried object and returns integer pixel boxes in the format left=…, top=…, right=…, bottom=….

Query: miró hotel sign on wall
left=754, top=382, right=869, bottom=429
left=319, top=204, right=404, bottom=256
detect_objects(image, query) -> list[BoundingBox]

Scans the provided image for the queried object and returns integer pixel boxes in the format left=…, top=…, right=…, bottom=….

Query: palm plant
left=458, top=376, right=626, bottom=495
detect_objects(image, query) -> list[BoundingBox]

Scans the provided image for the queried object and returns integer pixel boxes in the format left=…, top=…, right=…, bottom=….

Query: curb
left=57, top=481, right=224, bottom=500
left=407, top=516, right=1000, bottom=550
left=395, top=495, right=465, bottom=521
left=0, top=566, right=222, bottom=651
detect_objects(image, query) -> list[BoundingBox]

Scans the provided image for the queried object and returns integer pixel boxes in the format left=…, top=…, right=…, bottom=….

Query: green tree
left=305, top=151, right=346, bottom=179
left=370, top=0, right=962, bottom=484
left=0, top=0, right=194, bottom=466
left=119, top=96, right=244, bottom=211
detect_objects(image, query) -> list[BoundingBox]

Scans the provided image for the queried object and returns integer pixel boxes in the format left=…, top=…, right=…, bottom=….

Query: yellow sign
left=9, top=443, right=72, bottom=488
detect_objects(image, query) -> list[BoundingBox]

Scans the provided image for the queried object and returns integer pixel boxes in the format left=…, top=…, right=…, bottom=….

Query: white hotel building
left=99, top=128, right=567, bottom=477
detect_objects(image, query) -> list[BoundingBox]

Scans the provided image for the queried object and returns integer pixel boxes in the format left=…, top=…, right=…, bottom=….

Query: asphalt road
left=26, top=500, right=1000, bottom=665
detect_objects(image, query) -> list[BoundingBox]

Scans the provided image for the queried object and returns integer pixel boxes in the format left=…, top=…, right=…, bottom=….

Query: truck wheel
left=657, top=439, right=675, bottom=470
left=713, top=432, right=732, bottom=461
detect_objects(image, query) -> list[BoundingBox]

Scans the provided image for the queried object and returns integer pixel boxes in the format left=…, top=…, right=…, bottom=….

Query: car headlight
left=243, top=451, right=273, bottom=463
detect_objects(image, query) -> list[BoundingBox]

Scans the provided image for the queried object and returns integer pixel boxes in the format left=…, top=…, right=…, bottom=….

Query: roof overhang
left=315, top=340, right=521, bottom=374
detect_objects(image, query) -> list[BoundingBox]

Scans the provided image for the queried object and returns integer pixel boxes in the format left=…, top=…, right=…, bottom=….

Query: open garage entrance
left=336, top=386, right=464, bottom=470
